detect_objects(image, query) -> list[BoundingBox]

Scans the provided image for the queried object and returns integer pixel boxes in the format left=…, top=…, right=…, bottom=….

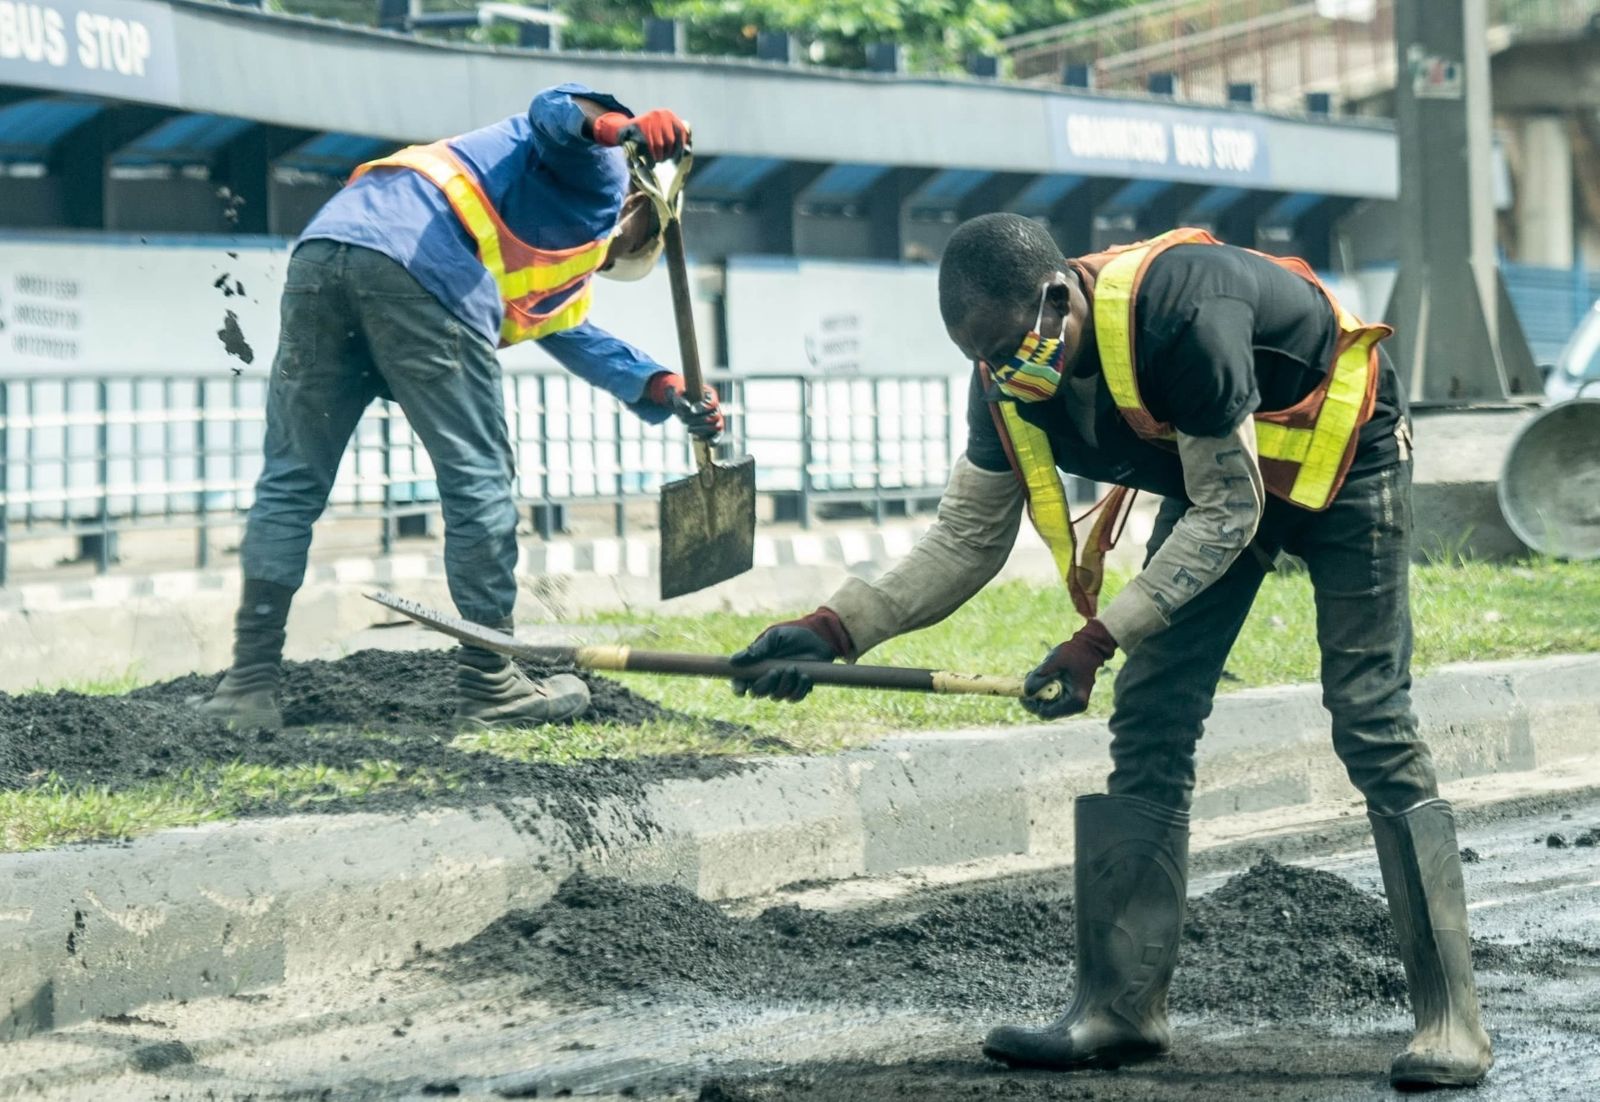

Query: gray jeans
left=1106, top=461, right=1438, bottom=815
left=240, top=240, right=518, bottom=625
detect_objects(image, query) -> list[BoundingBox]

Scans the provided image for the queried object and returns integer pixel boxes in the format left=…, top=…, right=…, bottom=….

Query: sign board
left=0, top=237, right=715, bottom=377
left=724, top=258, right=965, bottom=378
left=0, top=0, right=179, bottom=101
left=1046, top=99, right=1271, bottom=186
left=1407, top=45, right=1464, bottom=101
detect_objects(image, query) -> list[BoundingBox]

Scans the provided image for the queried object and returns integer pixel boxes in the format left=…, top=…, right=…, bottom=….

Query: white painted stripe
left=543, top=541, right=576, bottom=575
left=388, top=555, right=430, bottom=580
left=1467, top=876, right=1600, bottom=913
left=590, top=539, right=621, bottom=577
left=790, top=535, right=825, bottom=566
left=333, top=558, right=377, bottom=584
left=837, top=529, right=872, bottom=565
left=624, top=538, right=653, bottom=578
left=753, top=536, right=779, bottom=568
left=880, top=527, right=915, bottom=557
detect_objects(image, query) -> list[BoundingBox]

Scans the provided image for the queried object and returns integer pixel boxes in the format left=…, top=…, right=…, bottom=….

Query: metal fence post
left=871, top=379, right=886, bottom=525
left=380, top=401, right=394, bottom=556
left=196, top=380, right=210, bottom=569
left=96, top=379, right=111, bottom=575
left=613, top=402, right=626, bottom=538
left=0, top=382, right=8, bottom=588
left=798, top=376, right=813, bottom=529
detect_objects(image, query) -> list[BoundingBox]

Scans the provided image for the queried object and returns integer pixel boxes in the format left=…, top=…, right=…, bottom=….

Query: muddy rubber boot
left=189, top=579, right=295, bottom=731
left=983, top=793, right=1189, bottom=1071
left=455, top=618, right=590, bottom=729
left=1370, top=799, right=1493, bottom=1090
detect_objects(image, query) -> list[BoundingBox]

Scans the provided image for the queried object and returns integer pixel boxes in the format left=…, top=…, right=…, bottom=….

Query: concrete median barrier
left=3, top=652, right=1597, bottom=1040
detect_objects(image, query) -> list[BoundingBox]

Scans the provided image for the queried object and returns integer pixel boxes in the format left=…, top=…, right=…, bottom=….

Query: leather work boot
left=455, top=618, right=590, bottom=729
left=1370, top=799, right=1493, bottom=1089
left=190, top=578, right=295, bottom=731
left=983, top=793, right=1189, bottom=1070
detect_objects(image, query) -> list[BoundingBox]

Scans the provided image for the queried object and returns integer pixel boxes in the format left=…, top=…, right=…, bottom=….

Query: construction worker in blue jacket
left=195, top=83, right=720, bottom=732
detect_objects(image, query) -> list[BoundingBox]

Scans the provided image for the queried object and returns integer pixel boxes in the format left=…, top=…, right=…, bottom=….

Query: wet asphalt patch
left=443, top=857, right=1413, bottom=1021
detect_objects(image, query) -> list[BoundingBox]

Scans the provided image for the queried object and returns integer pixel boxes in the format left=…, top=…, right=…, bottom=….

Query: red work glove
left=729, top=608, right=854, bottom=702
left=592, top=109, right=690, bottom=164
left=1022, top=618, right=1118, bottom=720
left=648, top=372, right=723, bottom=441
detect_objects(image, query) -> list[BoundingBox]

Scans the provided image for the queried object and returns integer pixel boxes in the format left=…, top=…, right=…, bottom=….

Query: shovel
left=626, top=141, right=757, bottom=600
left=369, top=591, right=1062, bottom=703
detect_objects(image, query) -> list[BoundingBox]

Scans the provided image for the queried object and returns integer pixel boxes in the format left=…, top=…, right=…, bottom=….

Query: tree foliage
left=273, top=0, right=1141, bottom=73
left=562, top=0, right=1136, bottom=71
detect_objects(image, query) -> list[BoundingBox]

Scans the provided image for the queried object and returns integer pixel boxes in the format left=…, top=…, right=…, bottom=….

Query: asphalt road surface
left=4, top=789, right=1598, bottom=1102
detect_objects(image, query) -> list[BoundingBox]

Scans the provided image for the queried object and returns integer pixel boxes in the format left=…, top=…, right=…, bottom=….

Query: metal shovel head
left=658, top=454, right=757, bottom=599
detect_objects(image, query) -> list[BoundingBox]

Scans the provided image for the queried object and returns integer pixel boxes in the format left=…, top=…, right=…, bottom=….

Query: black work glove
left=647, top=372, right=723, bottom=441
left=729, top=608, right=853, bottom=702
left=1022, top=618, right=1118, bottom=720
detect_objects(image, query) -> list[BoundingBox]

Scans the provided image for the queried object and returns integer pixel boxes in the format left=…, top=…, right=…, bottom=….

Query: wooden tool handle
left=569, top=645, right=1060, bottom=701
left=367, top=590, right=1061, bottom=701
left=662, top=219, right=712, bottom=473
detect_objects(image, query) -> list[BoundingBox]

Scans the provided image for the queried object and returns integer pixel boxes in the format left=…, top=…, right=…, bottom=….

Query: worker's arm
left=538, top=320, right=720, bottom=437
left=1097, top=419, right=1264, bottom=648
left=536, top=320, right=672, bottom=423
left=528, top=82, right=689, bottom=164
left=1023, top=294, right=1266, bottom=719
left=527, top=83, right=630, bottom=147
left=728, top=453, right=1024, bottom=700
left=828, top=454, right=1025, bottom=655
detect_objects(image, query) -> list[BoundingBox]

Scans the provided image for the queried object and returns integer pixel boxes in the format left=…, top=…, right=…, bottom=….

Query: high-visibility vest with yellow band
left=980, top=361, right=1133, bottom=621
left=349, top=141, right=613, bottom=346
left=1088, top=227, right=1389, bottom=511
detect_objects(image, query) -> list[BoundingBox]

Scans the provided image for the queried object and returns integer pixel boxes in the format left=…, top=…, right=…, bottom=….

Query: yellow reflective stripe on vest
left=1093, top=229, right=1211, bottom=420
left=1280, top=328, right=1383, bottom=508
left=1092, top=246, right=1146, bottom=416
left=360, top=146, right=609, bottom=300
left=501, top=283, right=595, bottom=343
left=997, top=402, right=1079, bottom=586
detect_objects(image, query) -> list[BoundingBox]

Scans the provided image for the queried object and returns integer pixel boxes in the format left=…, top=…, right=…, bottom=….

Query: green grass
left=0, top=760, right=441, bottom=851
left=3, top=559, right=1597, bottom=852
left=553, top=558, right=1600, bottom=750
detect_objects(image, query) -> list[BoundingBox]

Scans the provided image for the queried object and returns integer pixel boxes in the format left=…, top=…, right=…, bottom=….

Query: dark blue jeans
left=240, top=241, right=519, bottom=625
left=1107, top=461, right=1438, bottom=815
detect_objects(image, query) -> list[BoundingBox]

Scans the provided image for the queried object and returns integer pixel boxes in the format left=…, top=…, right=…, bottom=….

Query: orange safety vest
left=982, top=228, right=1389, bottom=617
left=1083, top=227, right=1389, bottom=511
left=349, top=141, right=613, bottom=346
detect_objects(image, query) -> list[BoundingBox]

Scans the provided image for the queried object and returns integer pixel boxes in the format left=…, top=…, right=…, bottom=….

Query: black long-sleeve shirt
left=966, top=243, right=1405, bottom=500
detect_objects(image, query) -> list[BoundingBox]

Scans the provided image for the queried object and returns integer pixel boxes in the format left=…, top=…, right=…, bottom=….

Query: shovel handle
left=662, top=219, right=713, bottom=473
left=626, top=142, right=713, bottom=474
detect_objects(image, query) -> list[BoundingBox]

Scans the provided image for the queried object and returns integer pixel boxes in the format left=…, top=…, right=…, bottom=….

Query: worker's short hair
left=938, top=213, right=1064, bottom=330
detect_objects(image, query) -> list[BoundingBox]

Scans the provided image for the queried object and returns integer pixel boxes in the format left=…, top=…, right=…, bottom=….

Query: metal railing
left=1004, top=0, right=1600, bottom=111
left=0, top=370, right=961, bottom=585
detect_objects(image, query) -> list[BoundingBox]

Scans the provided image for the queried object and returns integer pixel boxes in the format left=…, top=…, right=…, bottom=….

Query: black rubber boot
left=1370, top=799, right=1493, bottom=1090
left=455, top=617, right=590, bottom=729
left=190, top=579, right=295, bottom=731
left=983, top=793, right=1189, bottom=1070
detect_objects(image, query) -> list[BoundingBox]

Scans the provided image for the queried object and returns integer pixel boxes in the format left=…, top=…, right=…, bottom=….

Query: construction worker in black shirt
left=729, top=214, right=1491, bottom=1088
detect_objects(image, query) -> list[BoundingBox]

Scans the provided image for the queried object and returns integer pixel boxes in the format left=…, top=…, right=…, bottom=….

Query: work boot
left=983, top=794, right=1189, bottom=1070
left=190, top=578, right=295, bottom=731
left=1370, top=799, right=1493, bottom=1089
left=455, top=618, right=590, bottom=729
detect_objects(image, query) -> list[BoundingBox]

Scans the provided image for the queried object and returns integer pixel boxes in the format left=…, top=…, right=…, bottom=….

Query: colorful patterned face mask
left=991, top=281, right=1067, bottom=403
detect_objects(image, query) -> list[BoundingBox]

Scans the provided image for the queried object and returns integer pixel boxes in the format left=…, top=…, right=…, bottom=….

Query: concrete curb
left=3, top=652, right=1596, bottom=1039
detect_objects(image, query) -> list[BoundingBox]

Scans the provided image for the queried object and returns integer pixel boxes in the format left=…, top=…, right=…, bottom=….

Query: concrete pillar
left=1517, top=114, right=1575, bottom=268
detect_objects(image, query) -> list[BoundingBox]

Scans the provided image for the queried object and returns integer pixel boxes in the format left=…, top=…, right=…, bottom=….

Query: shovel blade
left=659, top=454, right=757, bottom=599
